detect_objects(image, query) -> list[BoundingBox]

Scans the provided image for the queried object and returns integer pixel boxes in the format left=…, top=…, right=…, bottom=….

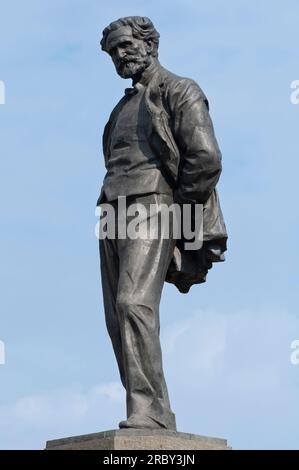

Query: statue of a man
left=97, top=16, right=227, bottom=431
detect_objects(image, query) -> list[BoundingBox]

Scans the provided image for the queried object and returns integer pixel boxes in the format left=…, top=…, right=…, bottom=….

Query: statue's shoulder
left=155, top=65, right=208, bottom=109
left=156, top=65, right=207, bottom=101
left=157, top=65, right=193, bottom=84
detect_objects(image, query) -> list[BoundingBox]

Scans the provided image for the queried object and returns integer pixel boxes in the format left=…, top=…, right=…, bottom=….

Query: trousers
left=99, top=192, right=176, bottom=429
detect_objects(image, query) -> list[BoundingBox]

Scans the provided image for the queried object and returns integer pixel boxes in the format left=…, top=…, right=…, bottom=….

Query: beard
left=115, top=55, right=150, bottom=79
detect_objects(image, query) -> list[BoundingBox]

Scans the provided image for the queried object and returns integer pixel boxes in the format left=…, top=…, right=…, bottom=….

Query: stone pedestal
left=46, top=429, right=230, bottom=450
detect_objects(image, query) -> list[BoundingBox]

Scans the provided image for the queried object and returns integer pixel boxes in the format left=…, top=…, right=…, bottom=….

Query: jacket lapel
left=144, top=66, right=180, bottom=183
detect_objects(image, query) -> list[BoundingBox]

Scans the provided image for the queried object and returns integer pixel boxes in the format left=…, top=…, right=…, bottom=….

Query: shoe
left=119, top=413, right=168, bottom=430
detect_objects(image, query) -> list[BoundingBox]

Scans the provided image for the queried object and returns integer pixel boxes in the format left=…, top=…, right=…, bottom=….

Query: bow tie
left=124, top=82, right=145, bottom=96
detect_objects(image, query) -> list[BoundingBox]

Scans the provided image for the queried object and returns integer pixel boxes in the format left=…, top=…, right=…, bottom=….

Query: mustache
left=117, top=56, right=144, bottom=67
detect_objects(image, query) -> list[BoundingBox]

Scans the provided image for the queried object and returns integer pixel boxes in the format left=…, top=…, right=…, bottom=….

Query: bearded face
left=115, top=52, right=150, bottom=79
left=106, top=26, right=153, bottom=79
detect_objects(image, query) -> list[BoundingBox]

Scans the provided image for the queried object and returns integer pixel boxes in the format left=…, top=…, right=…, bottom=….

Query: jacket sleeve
left=167, top=78, right=222, bottom=204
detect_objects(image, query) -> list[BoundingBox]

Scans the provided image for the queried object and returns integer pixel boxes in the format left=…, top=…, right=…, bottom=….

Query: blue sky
left=0, top=0, right=299, bottom=449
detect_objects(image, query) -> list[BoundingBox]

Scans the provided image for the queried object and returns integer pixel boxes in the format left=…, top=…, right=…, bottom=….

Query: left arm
left=167, top=79, right=222, bottom=204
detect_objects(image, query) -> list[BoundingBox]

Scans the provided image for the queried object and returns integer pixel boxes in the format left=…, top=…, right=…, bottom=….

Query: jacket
left=98, top=62, right=227, bottom=293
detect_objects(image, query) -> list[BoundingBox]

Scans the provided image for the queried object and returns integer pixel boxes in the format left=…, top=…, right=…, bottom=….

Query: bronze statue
left=97, top=16, right=227, bottom=430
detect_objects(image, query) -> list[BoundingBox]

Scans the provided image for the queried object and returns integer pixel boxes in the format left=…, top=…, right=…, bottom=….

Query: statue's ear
left=146, top=39, right=154, bottom=54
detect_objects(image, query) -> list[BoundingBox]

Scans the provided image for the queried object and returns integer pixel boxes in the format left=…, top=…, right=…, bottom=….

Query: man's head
left=100, top=16, right=160, bottom=79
